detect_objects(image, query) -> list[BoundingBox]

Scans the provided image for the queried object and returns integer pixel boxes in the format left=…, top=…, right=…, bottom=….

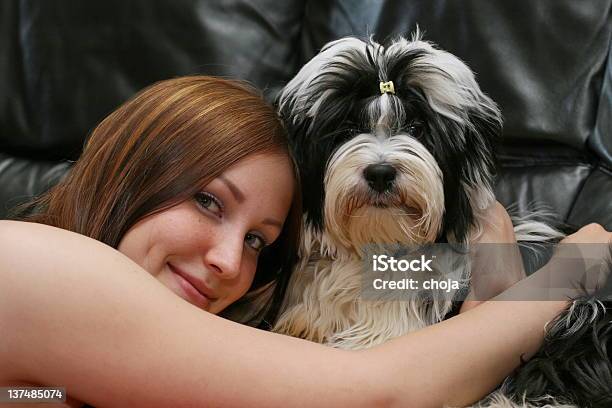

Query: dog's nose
left=363, top=163, right=397, bottom=193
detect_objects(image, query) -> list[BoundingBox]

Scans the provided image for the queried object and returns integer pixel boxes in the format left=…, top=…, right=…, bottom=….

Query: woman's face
left=118, top=153, right=294, bottom=314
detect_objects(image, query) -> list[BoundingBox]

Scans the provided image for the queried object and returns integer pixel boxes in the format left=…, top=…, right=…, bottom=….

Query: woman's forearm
left=370, top=299, right=567, bottom=407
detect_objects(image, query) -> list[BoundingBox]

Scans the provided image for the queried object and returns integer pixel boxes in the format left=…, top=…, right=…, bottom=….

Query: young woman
left=9, top=75, right=303, bottom=327
left=0, top=75, right=610, bottom=407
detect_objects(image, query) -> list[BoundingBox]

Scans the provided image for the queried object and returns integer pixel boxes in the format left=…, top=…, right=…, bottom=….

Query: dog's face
left=278, top=35, right=502, bottom=253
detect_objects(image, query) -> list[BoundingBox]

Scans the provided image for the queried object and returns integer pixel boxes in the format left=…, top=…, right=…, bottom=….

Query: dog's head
left=278, top=34, right=501, bottom=252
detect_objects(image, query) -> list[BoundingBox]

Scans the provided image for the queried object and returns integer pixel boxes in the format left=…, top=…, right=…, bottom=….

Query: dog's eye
left=406, top=122, right=423, bottom=138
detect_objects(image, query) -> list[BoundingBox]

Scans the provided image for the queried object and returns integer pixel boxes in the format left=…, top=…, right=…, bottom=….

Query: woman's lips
left=168, top=263, right=217, bottom=309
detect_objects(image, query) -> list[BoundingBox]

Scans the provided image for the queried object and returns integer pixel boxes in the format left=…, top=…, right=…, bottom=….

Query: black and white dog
left=272, top=33, right=612, bottom=407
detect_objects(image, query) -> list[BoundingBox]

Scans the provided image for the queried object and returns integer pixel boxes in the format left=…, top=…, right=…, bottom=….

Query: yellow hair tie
left=379, top=81, right=395, bottom=95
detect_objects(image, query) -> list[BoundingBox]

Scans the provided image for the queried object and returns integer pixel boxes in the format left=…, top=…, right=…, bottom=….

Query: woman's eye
left=245, top=233, right=267, bottom=252
left=194, top=192, right=223, bottom=217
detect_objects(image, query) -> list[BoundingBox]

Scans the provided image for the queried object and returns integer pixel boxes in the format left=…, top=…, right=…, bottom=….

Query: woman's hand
left=549, top=223, right=612, bottom=298
left=493, top=223, right=612, bottom=301
left=476, top=201, right=519, bottom=245
left=461, top=202, right=525, bottom=312
left=560, top=223, right=612, bottom=244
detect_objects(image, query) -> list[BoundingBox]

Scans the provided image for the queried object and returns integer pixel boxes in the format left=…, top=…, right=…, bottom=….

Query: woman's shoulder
left=1, top=219, right=78, bottom=242
left=0, top=220, right=119, bottom=266
left=1, top=219, right=90, bottom=241
left=0, top=221, right=145, bottom=311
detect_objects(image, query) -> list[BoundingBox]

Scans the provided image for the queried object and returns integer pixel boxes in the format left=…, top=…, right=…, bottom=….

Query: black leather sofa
left=1, top=0, right=611, bottom=234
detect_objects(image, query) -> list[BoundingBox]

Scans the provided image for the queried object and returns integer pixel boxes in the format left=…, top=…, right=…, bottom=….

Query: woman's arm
left=1, top=220, right=609, bottom=408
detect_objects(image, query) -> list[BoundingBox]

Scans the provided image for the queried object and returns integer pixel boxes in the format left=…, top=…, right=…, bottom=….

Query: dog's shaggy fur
left=478, top=297, right=612, bottom=408
left=272, top=33, right=610, bottom=407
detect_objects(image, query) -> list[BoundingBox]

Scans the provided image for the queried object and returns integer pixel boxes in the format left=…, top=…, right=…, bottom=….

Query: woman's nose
left=203, top=232, right=243, bottom=280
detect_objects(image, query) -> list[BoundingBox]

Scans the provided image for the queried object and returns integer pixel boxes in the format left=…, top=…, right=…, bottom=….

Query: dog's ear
left=424, top=112, right=480, bottom=244
left=278, top=116, right=329, bottom=231
left=450, top=104, right=501, bottom=244
left=277, top=37, right=379, bottom=231
left=463, top=97, right=502, bottom=205
left=439, top=84, right=502, bottom=244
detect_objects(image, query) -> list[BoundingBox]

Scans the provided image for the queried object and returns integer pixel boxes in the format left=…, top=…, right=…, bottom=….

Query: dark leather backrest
left=0, top=0, right=305, bottom=215
left=0, top=0, right=305, bottom=160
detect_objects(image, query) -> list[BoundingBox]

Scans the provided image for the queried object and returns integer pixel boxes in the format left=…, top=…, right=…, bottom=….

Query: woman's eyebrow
left=218, top=175, right=245, bottom=203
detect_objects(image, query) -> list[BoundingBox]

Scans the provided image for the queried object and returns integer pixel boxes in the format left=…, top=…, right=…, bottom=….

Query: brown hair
left=15, top=76, right=301, bottom=327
